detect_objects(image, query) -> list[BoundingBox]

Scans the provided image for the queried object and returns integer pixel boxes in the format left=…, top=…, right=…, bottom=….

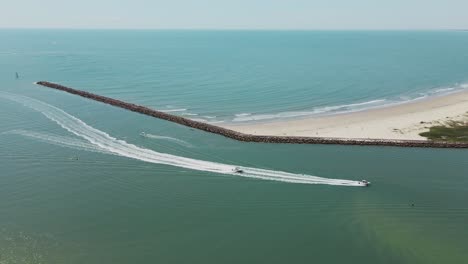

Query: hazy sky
left=1, top=0, right=467, bottom=30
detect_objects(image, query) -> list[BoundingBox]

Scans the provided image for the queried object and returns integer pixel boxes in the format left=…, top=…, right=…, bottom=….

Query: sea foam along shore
left=223, top=89, right=468, bottom=141
left=36, top=81, right=468, bottom=148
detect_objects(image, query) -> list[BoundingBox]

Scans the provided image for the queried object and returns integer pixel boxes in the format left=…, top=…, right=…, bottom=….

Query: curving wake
left=0, top=92, right=364, bottom=186
left=3, top=129, right=112, bottom=155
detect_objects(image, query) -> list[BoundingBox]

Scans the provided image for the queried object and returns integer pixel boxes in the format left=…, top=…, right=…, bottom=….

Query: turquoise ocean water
left=1, top=30, right=468, bottom=263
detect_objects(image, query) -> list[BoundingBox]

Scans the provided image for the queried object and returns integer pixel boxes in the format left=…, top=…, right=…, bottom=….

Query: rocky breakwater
left=36, top=81, right=468, bottom=148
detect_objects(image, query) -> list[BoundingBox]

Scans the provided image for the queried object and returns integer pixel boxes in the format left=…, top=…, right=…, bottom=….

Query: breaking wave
left=0, top=92, right=363, bottom=186
left=161, top=108, right=187, bottom=113
left=232, top=82, right=468, bottom=123
left=232, top=99, right=387, bottom=122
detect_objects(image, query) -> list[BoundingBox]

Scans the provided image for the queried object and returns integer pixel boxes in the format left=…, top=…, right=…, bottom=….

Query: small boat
left=68, top=156, right=79, bottom=161
left=140, top=132, right=146, bottom=137
left=233, top=167, right=244, bottom=173
left=360, top=180, right=370, bottom=187
left=15, top=72, right=19, bottom=79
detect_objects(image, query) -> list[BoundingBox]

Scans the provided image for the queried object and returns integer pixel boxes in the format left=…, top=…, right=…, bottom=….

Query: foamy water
left=230, top=83, right=468, bottom=123
left=2, top=30, right=468, bottom=263
left=0, top=92, right=363, bottom=186
left=3, top=129, right=112, bottom=155
left=140, top=132, right=194, bottom=147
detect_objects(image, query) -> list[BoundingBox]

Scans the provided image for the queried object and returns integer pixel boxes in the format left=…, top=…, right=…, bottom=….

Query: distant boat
left=15, top=72, right=19, bottom=79
left=233, top=167, right=244, bottom=173
left=68, top=156, right=79, bottom=161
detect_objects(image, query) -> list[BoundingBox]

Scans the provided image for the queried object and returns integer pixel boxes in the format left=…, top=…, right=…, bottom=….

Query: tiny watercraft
left=360, top=180, right=370, bottom=187
left=233, top=167, right=244, bottom=173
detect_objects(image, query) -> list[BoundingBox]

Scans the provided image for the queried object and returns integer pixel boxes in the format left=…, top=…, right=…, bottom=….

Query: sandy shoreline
left=222, top=90, right=468, bottom=140
left=37, top=81, right=468, bottom=148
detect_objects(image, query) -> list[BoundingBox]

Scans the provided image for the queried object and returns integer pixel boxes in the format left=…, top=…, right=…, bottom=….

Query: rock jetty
left=36, top=81, right=468, bottom=149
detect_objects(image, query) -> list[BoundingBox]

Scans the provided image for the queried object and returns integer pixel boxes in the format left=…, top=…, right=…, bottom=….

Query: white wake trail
left=4, top=129, right=112, bottom=155
left=140, top=132, right=193, bottom=147
left=0, top=92, right=363, bottom=186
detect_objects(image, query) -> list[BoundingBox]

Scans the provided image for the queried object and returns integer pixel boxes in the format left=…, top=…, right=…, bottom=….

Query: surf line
left=36, top=81, right=468, bottom=149
left=0, top=92, right=362, bottom=186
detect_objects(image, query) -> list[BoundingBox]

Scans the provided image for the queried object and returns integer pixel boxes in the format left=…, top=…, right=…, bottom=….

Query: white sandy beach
left=222, top=90, right=468, bottom=140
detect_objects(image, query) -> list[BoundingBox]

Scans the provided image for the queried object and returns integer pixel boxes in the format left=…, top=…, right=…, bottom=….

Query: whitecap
left=161, top=108, right=187, bottom=113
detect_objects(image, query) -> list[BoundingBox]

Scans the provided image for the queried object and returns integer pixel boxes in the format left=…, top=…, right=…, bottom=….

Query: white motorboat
left=233, top=167, right=244, bottom=173
left=360, top=180, right=370, bottom=186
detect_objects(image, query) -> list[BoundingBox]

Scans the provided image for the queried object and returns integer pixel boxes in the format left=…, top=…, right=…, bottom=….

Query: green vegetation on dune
left=420, top=120, right=468, bottom=142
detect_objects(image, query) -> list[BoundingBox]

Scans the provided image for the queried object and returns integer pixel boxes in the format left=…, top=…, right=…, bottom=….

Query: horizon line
left=0, top=27, right=467, bottom=31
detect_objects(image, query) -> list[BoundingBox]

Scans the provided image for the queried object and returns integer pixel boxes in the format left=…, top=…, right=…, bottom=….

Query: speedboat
left=233, top=167, right=244, bottom=173
left=140, top=132, right=146, bottom=137
left=360, top=180, right=370, bottom=187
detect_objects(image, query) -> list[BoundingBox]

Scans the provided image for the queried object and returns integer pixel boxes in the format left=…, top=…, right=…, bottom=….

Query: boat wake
left=0, top=92, right=363, bottom=186
left=140, top=132, right=193, bottom=147
left=3, top=129, right=112, bottom=155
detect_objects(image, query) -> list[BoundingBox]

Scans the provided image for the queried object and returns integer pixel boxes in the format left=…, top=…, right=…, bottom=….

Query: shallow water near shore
left=1, top=30, right=468, bottom=263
